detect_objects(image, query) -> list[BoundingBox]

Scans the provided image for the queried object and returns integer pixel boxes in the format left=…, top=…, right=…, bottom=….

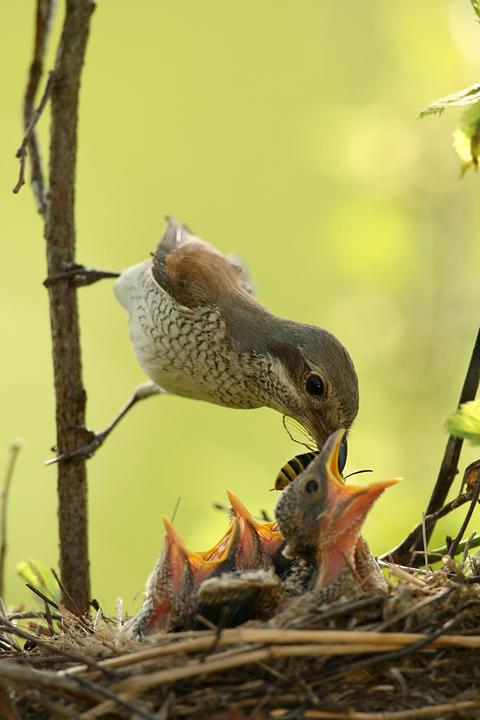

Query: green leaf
left=419, top=84, right=480, bottom=118
left=15, top=559, right=61, bottom=604
left=445, top=400, right=480, bottom=445
left=470, top=0, right=480, bottom=23
left=452, top=101, right=480, bottom=175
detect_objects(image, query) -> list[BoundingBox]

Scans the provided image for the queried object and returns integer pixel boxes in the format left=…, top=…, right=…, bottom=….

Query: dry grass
left=2, top=565, right=480, bottom=719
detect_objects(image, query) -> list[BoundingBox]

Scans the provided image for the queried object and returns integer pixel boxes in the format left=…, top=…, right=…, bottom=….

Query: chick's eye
left=305, top=479, right=318, bottom=493
left=306, top=374, right=325, bottom=397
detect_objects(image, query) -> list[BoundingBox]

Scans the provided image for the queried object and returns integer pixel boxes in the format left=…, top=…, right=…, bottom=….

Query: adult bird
left=113, top=217, right=359, bottom=452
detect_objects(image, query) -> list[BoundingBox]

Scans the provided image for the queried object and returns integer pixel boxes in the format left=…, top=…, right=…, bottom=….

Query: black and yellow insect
left=275, top=441, right=370, bottom=492
left=274, top=451, right=318, bottom=491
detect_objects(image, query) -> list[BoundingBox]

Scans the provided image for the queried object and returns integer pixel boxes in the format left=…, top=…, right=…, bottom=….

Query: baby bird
left=121, top=491, right=287, bottom=637
left=114, top=217, right=359, bottom=448
left=198, top=435, right=399, bottom=630
left=274, top=429, right=401, bottom=605
left=121, top=515, right=239, bottom=638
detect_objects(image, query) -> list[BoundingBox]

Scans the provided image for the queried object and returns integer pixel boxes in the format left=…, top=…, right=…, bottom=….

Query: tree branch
left=0, top=441, right=23, bottom=599
left=43, top=0, right=95, bottom=614
left=12, top=0, right=54, bottom=214
left=412, top=326, right=480, bottom=555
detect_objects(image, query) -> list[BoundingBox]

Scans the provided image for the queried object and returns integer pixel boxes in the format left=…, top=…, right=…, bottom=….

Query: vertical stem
left=0, top=441, right=23, bottom=600
left=414, top=326, right=480, bottom=553
left=44, top=0, right=95, bottom=615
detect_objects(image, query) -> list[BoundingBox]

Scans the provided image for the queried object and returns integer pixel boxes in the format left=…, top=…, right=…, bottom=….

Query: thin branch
left=12, top=0, right=55, bottom=214
left=448, top=465, right=480, bottom=557
left=74, top=676, right=159, bottom=720
left=15, top=71, right=57, bottom=164
left=319, top=612, right=466, bottom=681
left=24, top=582, right=59, bottom=610
left=291, top=700, right=478, bottom=719
left=421, top=512, right=428, bottom=570
left=379, top=328, right=480, bottom=567
left=417, top=532, right=480, bottom=565
left=0, top=658, right=104, bottom=707
left=461, top=530, right=477, bottom=568
left=379, top=491, right=474, bottom=566
left=413, top=326, right=480, bottom=555
left=0, top=617, right=118, bottom=677
left=0, top=440, right=23, bottom=599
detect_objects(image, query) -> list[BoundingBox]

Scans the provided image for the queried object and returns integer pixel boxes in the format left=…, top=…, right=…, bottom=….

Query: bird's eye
left=306, top=374, right=325, bottom=397
left=305, top=479, right=318, bottom=493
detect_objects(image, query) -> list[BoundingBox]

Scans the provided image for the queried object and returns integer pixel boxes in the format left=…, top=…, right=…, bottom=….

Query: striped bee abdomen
left=274, top=451, right=318, bottom=491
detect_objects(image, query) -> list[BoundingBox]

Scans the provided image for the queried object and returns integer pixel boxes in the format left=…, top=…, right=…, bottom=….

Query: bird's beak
left=300, top=407, right=328, bottom=448
left=316, top=430, right=401, bottom=589
left=163, top=514, right=239, bottom=579
left=226, top=490, right=285, bottom=570
left=141, top=516, right=239, bottom=633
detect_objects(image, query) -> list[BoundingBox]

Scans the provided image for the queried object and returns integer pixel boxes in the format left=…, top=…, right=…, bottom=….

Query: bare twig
left=319, top=612, right=466, bottom=681
left=413, top=326, right=480, bottom=554
left=14, top=70, right=57, bottom=172
left=274, top=700, right=478, bottom=719
left=50, top=568, right=83, bottom=620
left=448, top=463, right=480, bottom=558
left=415, top=532, right=480, bottom=566
left=24, top=582, right=59, bottom=610
left=421, top=512, right=428, bottom=570
left=461, top=530, right=476, bottom=568
left=374, top=586, right=454, bottom=633
left=0, top=439, right=23, bottom=599
left=12, top=0, right=55, bottom=214
left=379, top=492, right=473, bottom=566
left=74, top=676, right=159, bottom=720
left=59, top=625, right=480, bottom=691
left=0, top=599, right=20, bottom=652
left=0, top=617, right=118, bottom=676
left=379, top=328, right=480, bottom=568
left=0, top=658, right=104, bottom=707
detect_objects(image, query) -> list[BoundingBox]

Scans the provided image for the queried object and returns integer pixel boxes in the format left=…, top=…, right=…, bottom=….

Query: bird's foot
left=43, top=262, right=120, bottom=288
left=45, top=382, right=166, bottom=465
left=45, top=425, right=111, bottom=465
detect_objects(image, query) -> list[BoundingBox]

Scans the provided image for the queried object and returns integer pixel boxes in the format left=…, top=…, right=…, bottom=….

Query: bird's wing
left=151, top=217, right=255, bottom=310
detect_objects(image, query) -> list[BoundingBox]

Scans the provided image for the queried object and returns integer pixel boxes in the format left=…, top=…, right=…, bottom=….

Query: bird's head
left=274, top=429, right=400, bottom=588
left=266, top=326, right=359, bottom=452
left=143, top=515, right=239, bottom=633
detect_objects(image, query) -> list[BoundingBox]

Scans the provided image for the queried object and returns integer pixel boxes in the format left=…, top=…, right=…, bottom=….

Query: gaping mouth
left=316, top=429, right=402, bottom=588
left=227, top=490, right=284, bottom=569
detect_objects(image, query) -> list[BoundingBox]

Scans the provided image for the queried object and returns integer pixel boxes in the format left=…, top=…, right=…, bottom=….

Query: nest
left=2, top=564, right=480, bottom=720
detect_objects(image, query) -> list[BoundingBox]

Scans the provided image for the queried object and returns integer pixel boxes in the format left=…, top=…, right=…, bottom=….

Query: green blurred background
left=1, top=1, right=480, bottom=616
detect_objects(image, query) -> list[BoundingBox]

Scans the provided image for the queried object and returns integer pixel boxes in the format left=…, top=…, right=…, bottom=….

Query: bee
left=274, top=451, right=318, bottom=491
left=275, top=441, right=370, bottom=491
